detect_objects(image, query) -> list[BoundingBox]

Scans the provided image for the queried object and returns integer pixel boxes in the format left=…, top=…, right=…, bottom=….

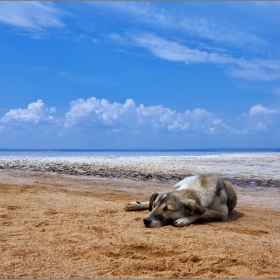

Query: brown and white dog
left=125, top=175, right=237, bottom=228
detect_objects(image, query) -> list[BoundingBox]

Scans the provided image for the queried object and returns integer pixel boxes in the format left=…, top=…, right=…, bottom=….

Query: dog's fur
left=125, top=175, right=237, bottom=228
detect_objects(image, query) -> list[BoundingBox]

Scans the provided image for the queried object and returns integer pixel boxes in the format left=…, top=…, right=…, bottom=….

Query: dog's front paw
left=174, top=218, right=191, bottom=227
left=124, top=201, right=149, bottom=211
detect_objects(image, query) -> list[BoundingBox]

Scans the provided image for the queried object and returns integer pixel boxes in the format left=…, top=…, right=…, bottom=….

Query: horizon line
left=0, top=148, right=280, bottom=152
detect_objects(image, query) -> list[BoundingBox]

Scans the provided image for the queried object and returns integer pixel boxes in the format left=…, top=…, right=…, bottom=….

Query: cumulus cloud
left=230, top=128, right=249, bottom=135
left=249, top=104, right=279, bottom=116
left=1, top=97, right=280, bottom=143
left=131, top=33, right=280, bottom=81
left=236, top=103, right=280, bottom=133
left=1, top=100, right=56, bottom=124
left=108, top=33, right=123, bottom=42
left=0, top=2, right=64, bottom=31
left=257, top=122, right=266, bottom=130
left=65, top=97, right=222, bottom=134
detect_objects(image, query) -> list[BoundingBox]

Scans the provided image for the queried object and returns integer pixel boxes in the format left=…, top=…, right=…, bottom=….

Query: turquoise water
left=0, top=149, right=279, bottom=157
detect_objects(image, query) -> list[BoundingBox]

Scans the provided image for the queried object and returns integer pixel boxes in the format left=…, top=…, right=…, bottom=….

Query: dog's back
left=175, top=175, right=237, bottom=212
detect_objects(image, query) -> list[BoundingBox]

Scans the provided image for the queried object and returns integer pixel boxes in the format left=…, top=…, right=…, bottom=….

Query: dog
left=125, top=175, right=237, bottom=228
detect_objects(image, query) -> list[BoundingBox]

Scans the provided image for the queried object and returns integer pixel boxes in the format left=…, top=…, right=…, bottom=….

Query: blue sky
left=0, top=1, right=280, bottom=149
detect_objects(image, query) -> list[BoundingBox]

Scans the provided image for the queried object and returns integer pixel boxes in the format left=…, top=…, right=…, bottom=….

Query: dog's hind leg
left=124, top=201, right=149, bottom=211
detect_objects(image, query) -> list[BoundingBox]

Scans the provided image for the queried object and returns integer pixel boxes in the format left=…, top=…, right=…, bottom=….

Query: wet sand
left=1, top=166, right=280, bottom=278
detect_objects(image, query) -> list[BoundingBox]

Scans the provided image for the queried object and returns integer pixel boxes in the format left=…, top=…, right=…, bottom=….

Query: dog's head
left=143, top=190, right=205, bottom=228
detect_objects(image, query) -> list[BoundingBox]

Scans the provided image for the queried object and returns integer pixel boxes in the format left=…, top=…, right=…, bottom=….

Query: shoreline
left=1, top=153, right=280, bottom=188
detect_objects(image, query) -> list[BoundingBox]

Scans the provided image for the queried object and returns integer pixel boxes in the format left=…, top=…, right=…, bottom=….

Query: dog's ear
left=149, top=193, right=159, bottom=211
left=184, top=200, right=205, bottom=215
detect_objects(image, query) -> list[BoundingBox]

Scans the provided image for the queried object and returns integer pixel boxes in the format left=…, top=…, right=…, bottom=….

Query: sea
left=0, top=148, right=279, bottom=157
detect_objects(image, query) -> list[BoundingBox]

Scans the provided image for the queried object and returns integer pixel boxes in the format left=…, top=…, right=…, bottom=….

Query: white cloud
left=65, top=97, right=221, bottom=134
left=131, top=33, right=280, bottom=81
left=1, top=97, right=280, bottom=141
left=132, top=33, right=232, bottom=65
left=179, top=17, right=264, bottom=48
left=108, top=33, right=123, bottom=41
left=230, top=128, right=249, bottom=135
left=257, top=122, right=266, bottom=130
left=249, top=104, right=279, bottom=116
left=0, top=2, right=64, bottom=31
left=91, top=2, right=264, bottom=48
left=230, top=59, right=280, bottom=81
left=1, top=100, right=56, bottom=124
left=234, top=103, right=280, bottom=134
left=213, top=119, right=223, bottom=125
left=91, top=2, right=171, bottom=27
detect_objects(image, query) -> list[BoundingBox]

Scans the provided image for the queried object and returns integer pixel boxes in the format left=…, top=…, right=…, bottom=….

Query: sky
left=0, top=1, right=280, bottom=149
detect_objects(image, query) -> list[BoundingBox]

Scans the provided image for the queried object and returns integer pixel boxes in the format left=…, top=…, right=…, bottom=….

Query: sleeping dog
left=125, top=175, right=237, bottom=228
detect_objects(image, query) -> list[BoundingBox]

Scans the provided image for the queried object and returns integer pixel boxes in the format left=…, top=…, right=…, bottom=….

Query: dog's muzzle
left=143, top=218, right=152, bottom=227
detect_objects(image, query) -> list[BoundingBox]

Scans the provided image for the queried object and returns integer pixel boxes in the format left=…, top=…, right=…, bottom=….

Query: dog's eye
left=163, top=206, right=172, bottom=212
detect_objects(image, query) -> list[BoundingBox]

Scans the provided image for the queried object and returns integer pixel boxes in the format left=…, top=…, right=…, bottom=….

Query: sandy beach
left=1, top=154, right=280, bottom=278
